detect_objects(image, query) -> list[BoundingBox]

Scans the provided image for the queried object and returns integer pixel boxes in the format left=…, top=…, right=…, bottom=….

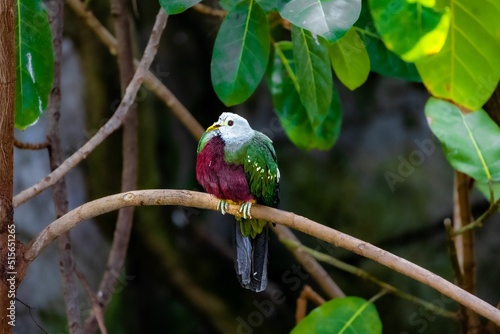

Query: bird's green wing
left=242, top=131, right=280, bottom=207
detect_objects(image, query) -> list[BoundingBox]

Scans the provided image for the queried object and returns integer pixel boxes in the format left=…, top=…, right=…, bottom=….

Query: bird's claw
left=217, top=200, right=229, bottom=215
left=239, top=202, right=253, bottom=219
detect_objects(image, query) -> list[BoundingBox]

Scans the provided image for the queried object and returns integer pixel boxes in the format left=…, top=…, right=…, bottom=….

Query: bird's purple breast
left=196, top=136, right=254, bottom=202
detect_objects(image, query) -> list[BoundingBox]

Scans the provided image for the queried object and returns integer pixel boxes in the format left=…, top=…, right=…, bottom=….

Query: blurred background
left=13, top=1, right=500, bottom=333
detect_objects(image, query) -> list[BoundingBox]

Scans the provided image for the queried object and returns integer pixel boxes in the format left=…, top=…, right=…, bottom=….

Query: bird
left=196, top=112, right=280, bottom=292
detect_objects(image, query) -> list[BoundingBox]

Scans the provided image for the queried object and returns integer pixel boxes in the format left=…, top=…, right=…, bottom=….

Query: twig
left=66, top=0, right=205, bottom=139
left=75, top=269, right=108, bottom=334
left=192, top=3, right=226, bottom=18
left=13, top=138, right=49, bottom=150
left=454, top=197, right=500, bottom=235
left=295, top=285, right=325, bottom=323
left=22, top=189, right=500, bottom=326
left=453, top=172, right=480, bottom=332
left=83, top=0, right=139, bottom=331
left=281, top=238, right=458, bottom=320
left=444, top=218, right=463, bottom=286
left=273, top=225, right=345, bottom=298
left=12, top=9, right=169, bottom=208
left=46, top=1, right=82, bottom=332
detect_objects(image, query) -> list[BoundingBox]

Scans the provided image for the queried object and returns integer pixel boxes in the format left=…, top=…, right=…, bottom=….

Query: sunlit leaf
left=416, top=0, right=500, bottom=110
left=278, top=0, right=361, bottom=43
left=269, top=41, right=342, bottom=150
left=425, top=98, right=500, bottom=183
left=328, top=28, right=370, bottom=90
left=15, top=0, right=54, bottom=130
left=291, top=25, right=332, bottom=128
left=369, top=0, right=450, bottom=62
left=354, top=1, right=421, bottom=82
left=211, top=0, right=270, bottom=106
left=291, top=297, right=382, bottom=334
left=159, top=0, right=202, bottom=14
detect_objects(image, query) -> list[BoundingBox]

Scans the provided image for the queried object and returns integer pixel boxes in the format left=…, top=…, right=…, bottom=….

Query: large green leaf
left=369, top=0, right=450, bottom=62
left=425, top=98, right=500, bottom=183
left=328, top=28, right=370, bottom=90
left=211, top=0, right=270, bottom=106
left=159, top=0, right=202, bottom=14
left=278, top=0, right=362, bottom=43
left=291, top=25, right=332, bottom=129
left=291, top=297, right=382, bottom=334
left=354, top=1, right=421, bottom=82
left=269, top=41, right=342, bottom=150
left=416, top=0, right=500, bottom=110
left=15, top=0, right=54, bottom=130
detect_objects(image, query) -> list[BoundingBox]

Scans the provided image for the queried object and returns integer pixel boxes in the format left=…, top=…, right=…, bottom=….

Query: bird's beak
left=206, top=122, right=221, bottom=132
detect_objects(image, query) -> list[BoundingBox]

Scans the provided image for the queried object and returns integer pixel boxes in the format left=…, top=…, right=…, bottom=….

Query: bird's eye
left=228, top=120, right=234, bottom=126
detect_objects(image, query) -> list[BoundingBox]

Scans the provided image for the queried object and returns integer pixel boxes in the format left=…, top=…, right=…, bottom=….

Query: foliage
left=426, top=98, right=500, bottom=184
left=159, top=0, right=500, bottom=152
left=15, top=0, right=54, bottom=130
left=291, top=297, right=382, bottom=334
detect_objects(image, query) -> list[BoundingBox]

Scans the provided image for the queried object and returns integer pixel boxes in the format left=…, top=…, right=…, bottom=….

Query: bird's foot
left=239, top=201, right=254, bottom=219
left=216, top=200, right=229, bottom=215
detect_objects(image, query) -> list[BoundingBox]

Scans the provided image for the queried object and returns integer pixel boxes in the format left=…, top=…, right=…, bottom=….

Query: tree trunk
left=0, top=1, right=17, bottom=333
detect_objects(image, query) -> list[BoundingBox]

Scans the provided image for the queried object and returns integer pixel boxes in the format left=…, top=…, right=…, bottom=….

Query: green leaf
left=15, top=0, right=54, bottom=130
left=159, top=0, right=202, bottom=14
left=291, top=25, right=332, bottom=129
left=257, top=0, right=277, bottom=11
left=328, top=28, right=370, bottom=90
left=291, top=297, right=382, bottom=334
left=269, top=41, right=342, bottom=150
left=211, top=0, right=270, bottom=106
left=369, top=0, right=450, bottom=62
left=278, top=0, right=361, bottom=43
left=416, top=0, right=500, bottom=110
left=354, top=2, right=421, bottom=82
left=425, top=97, right=500, bottom=183
left=219, top=0, right=240, bottom=10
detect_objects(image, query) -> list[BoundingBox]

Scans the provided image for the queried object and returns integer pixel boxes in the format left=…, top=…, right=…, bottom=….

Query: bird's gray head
left=206, top=112, right=255, bottom=151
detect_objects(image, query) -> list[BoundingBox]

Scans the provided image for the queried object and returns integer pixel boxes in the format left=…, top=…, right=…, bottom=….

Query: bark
left=0, top=2, right=17, bottom=333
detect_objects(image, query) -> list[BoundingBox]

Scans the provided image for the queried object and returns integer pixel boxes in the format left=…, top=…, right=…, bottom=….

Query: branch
left=282, top=238, right=458, bottom=319
left=453, top=172, right=480, bottom=331
left=0, top=1, right=16, bottom=332
left=46, top=1, right=82, bottom=332
left=273, top=225, right=345, bottom=298
left=23, top=189, right=500, bottom=326
left=66, top=0, right=205, bottom=139
left=12, top=9, right=169, bottom=208
left=83, top=0, right=139, bottom=331
left=13, top=138, right=49, bottom=150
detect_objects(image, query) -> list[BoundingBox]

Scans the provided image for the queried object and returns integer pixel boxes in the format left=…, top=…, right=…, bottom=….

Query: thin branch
left=66, top=0, right=205, bottom=139
left=454, top=196, right=500, bottom=235
left=46, top=0, right=82, bottom=332
left=282, top=238, right=458, bottom=320
left=295, top=285, right=325, bottom=324
left=12, top=9, right=169, bottom=208
left=444, top=218, right=462, bottom=286
left=273, top=225, right=345, bottom=298
left=13, top=138, right=49, bottom=150
left=83, top=0, right=139, bottom=331
left=22, top=189, right=500, bottom=326
left=192, top=3, right=226, bottom=18
left=75, top=269, right=108, bottom=334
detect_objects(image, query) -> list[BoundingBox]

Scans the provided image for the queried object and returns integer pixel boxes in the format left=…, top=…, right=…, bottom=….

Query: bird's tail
left=234, top=219, right=269, bottom=292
